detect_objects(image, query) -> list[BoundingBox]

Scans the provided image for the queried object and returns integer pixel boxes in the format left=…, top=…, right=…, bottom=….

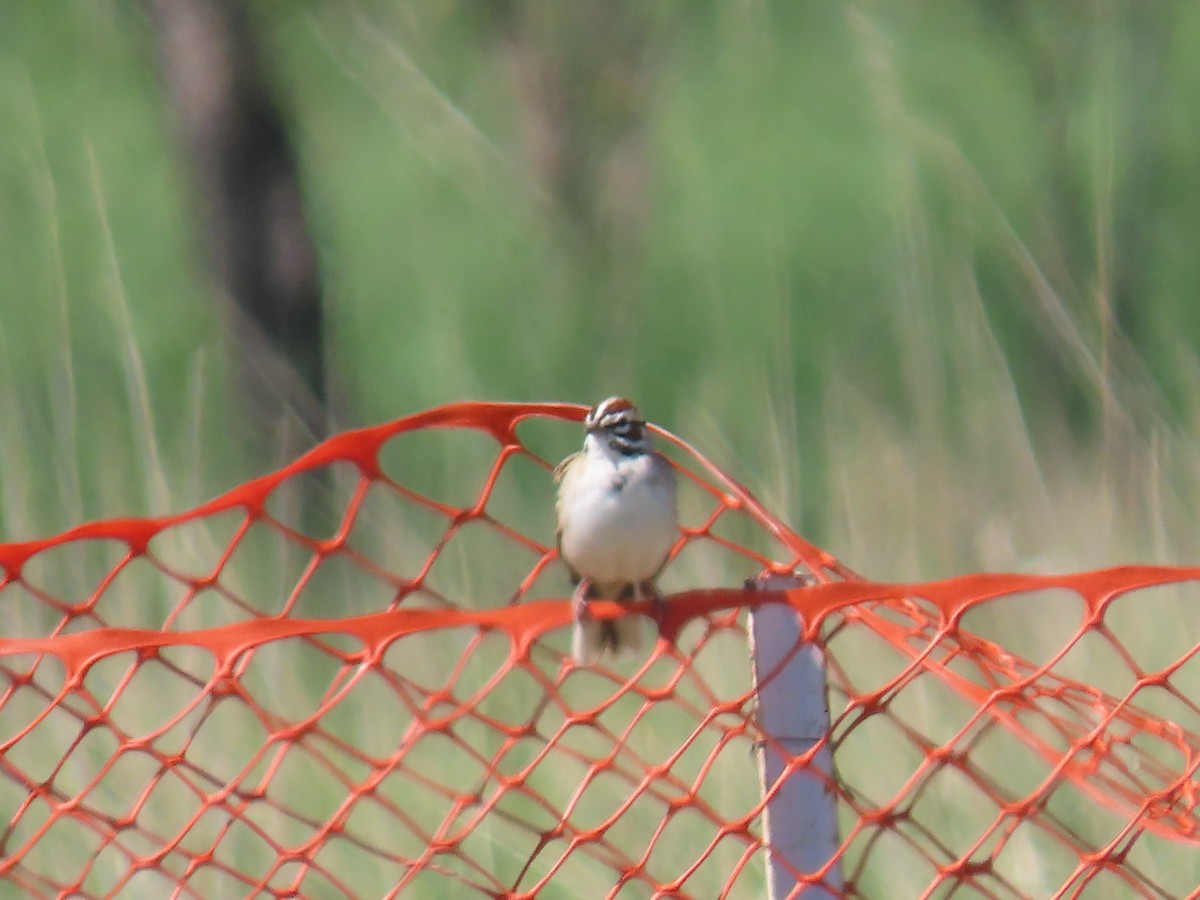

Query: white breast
left=558, top=450, right=677, bottom=590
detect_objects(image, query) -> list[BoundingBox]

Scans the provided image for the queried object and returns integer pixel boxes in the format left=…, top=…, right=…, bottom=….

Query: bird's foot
left=637, top=580, right=667, bottom=624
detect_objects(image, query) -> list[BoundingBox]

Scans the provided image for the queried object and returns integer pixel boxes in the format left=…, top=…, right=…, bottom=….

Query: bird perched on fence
left=555, top=397, right=679, bottom=663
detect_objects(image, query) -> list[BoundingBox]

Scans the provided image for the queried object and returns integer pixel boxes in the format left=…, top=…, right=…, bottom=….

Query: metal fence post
left=749, top=574, right=843, bottom=898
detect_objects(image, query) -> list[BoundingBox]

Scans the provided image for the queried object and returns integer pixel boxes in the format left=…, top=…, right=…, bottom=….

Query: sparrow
left=555, top=397, right=679, bottom=663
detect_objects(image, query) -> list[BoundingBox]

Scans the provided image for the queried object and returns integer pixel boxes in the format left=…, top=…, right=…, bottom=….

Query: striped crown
left=585, top=396, right=649, bottom=454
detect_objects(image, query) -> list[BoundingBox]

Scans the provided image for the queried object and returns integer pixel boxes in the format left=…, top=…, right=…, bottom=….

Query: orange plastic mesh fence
left=2, top=402, right=1200, bottom=898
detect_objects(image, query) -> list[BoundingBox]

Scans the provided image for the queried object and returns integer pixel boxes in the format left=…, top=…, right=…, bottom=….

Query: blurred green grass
left=5, top=2, right=1200, bottom=564
left=4, top=2, right=1200, bottom=896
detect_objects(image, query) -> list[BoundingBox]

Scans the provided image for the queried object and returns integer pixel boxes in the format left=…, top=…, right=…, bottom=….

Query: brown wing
left=554, top=451, right=582, bottom=584
left=553, top=450, right=579, bottom=484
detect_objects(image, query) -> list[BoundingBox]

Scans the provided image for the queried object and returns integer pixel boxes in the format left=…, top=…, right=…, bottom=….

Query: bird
left=555, top=396, right=679, bottom=664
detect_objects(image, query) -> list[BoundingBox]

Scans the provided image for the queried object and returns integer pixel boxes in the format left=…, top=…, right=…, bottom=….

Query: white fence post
left=748, top=573, right=843, bottom=899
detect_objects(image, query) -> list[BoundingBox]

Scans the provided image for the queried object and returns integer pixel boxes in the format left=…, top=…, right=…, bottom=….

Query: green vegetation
left=5, top=3, right=1200, bottom=563
left=3, top=3, right=1200, bottom=897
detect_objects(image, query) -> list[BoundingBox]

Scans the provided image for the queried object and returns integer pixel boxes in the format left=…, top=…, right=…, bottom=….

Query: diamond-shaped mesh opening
left=3, top=403, right=1200, bottom=899
left=481, top=448, right=559, bottom=546
left=107, top=646, right=214, bottom=737
left=422, top=518, right=544, bottom=609
left=209, top=517, right=317, bottom=618
left=958, top=587, right=1086, bottom=669
left=183, top=691, right=270, bottom=782
left=2, top=580, right=71, bottom=640
left=284, top=547, right=402, bottom=619
left=376, top=424, right=502, bottom=511
left=259, top=461, right=365, bottom=540
left=342, top=482, right=455, bottom=585
left=19, top=538, right=131, bottom=623
left=145, top=508, right=247, bottom=585
left=1053, top=625, right=1141, bottom=697
left=512, top=414, right=578, bottom=468
left=1105, top=580, right=1200, bottom=675
left=29, top=811, right=105, bottom=888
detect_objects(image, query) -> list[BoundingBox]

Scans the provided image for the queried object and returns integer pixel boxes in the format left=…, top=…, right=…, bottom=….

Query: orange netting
left=2, top=402, right=1199, bottom=898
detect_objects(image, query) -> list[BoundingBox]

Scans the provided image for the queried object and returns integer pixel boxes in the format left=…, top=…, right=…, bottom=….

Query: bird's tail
left=572, top=612, right=642, bottom=664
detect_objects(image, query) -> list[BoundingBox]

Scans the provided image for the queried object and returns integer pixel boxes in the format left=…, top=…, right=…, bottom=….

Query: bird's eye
left=610, top=420, right=643, bottom=440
